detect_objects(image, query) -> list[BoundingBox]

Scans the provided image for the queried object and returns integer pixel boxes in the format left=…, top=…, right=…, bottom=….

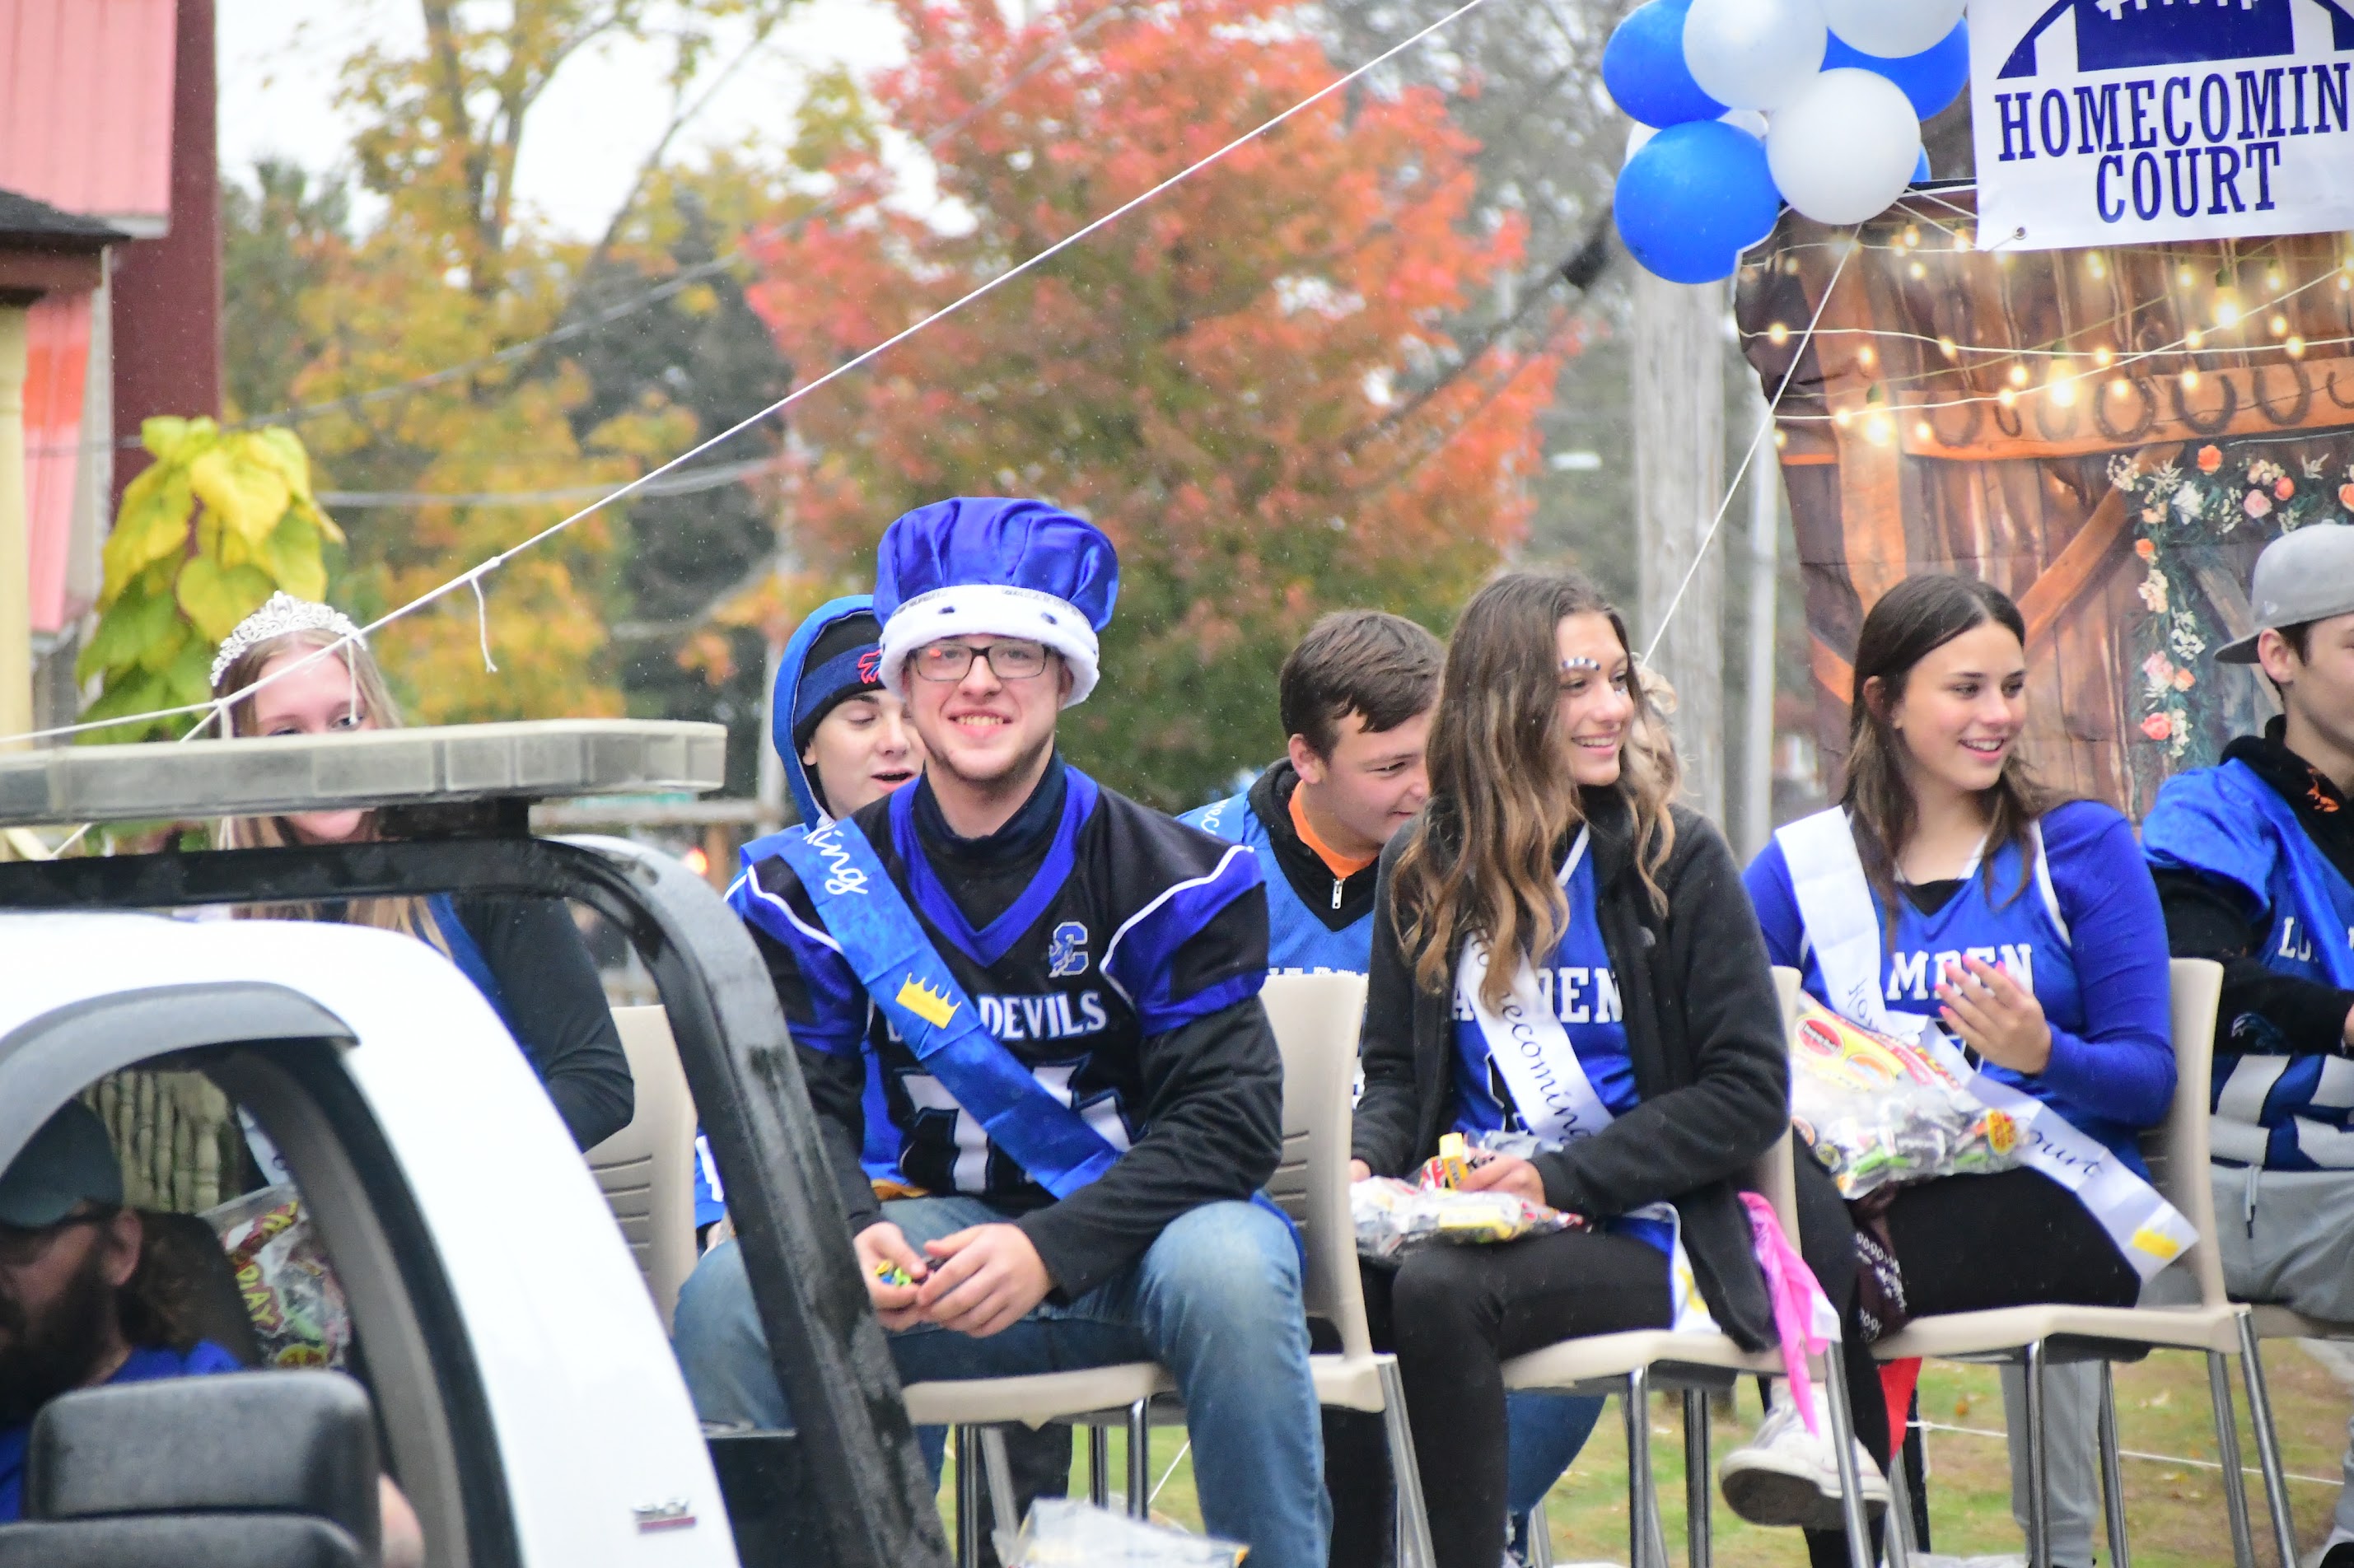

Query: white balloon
left=1624, top=108, right=1763, bottom=168
left=1766, top=68, right=1922, bottom=225
left=1818, top=0, right=1965, bottom=58
left=1684, top=0, right=1828, bottom=112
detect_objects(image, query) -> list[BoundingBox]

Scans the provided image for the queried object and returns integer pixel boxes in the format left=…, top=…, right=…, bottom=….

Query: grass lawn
left=942, top=1342, right=2352, bottom=1566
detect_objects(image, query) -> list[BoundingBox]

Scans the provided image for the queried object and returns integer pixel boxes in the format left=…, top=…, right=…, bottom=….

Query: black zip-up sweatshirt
left=1351, top=789, right=1787, bottom=1350
left=746, top=765, right=1282, bottom=1300
left=2153, top=720, right=2354, bottom=1056
left=1245, top=759, right=1381, bottom=928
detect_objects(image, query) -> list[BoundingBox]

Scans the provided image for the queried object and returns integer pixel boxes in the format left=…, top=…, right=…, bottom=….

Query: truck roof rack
left=0, top=721, right=726, bottom=829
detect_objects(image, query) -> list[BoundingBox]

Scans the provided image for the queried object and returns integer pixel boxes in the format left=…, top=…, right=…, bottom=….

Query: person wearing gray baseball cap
left=0, top=1104, right=240, bottom=1518
left=2141, top=521, right=2354, bottom=1568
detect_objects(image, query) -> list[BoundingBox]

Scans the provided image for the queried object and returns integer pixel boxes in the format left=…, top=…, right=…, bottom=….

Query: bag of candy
left=1788, top=998, right=2023, bottom=1199
left=1011, top=1498, right=1246, bottom=1566
left=203, top=1184, right=352, bottom=1370
left=1353, top=1133, right=1586, bottom=1259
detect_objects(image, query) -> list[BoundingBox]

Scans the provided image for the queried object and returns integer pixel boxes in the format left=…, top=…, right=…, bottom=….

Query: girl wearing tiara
left=208, top=594, right=633, bottom=1151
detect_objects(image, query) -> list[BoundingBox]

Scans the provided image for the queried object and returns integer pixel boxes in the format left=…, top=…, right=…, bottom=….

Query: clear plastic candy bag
left=1788, top=998, right=2023, bottom=1199
left=203, top=1183, right=352, bottom=1369
left=1011, top=1498, right=1247, bottom=1566
left=1352, top=1132, right=1585, bottom=1260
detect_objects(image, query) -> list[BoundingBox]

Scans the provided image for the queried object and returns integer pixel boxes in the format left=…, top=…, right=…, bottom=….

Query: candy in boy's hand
left=873, top=1259, right=916, bottom=1290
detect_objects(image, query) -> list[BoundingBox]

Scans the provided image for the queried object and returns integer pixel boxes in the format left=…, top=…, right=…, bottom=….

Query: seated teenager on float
left=692, top=595, right=922, bottom=1235
left=1343, top=571, right=1791, bottom=1568
left=671, top=498, right=1328, bottom=1568
left=2139, top=524, right=2354, bottom=1568
left=1737, top=574, right=2176, bottom=1566
left=209, top=595, right=633, bottom=1152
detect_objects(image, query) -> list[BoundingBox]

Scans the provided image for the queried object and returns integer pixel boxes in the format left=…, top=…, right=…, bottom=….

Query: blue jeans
left=673, top=1195, right=1329, bottom=1568
left=1507, top=1393, right=1606, bottom=1519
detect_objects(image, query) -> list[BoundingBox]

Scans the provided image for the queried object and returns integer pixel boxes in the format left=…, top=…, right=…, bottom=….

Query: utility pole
left=1742, top=390, right=1782, bottom=858
left=1634, top=271, right=1726, bottom=820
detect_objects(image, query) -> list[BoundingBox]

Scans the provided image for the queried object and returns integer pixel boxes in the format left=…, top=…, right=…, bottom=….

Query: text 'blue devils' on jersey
left=731, top=767, right=1268, bottom=1211
left=2146, top=758, right=2354, bottom=1169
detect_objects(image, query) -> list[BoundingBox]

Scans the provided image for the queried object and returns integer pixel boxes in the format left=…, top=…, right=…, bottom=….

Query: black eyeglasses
left=0, top=1212, right=108, bottom=1267
left=911, top=640, right=1053, bottom=683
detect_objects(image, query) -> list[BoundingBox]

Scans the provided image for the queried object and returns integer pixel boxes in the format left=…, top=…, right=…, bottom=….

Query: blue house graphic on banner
left=1999, top=0, right=2354, bottom=79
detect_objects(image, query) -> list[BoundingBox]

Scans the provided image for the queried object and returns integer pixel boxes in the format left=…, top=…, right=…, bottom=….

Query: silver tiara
left=209, top=592, right=365, bottom=692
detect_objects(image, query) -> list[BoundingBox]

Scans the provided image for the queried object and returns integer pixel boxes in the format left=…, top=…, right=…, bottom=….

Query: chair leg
left=978, top=1426, right=1020, bottom=1561
left=2097, top=1361, right=2132, bottom=1568
left=1088, top=1424, right=1110, bottom=1509
left=1882, top=1439, right=1917, bottom=1568
left=2238, top=1314, right=2300, bottom=1568
left=1683, top=1388, right=1712, bottom=1568
left=1819, top=1347, right=1875, bottom=1568
left=2023, top=1342, right=2051, bottom=1568
left=2209, top=1351, right=2258, bottom=1568
left=1625, top=1369, right=1658, bottom=1568
left=955, top=1424, right=982, bottom=1568
left=1375, top=1361, right=1436, bottom=1568
left=1126, top=1400, right=1151, bottom=1520
left=1526, top=1496, right=1554, bottom=1568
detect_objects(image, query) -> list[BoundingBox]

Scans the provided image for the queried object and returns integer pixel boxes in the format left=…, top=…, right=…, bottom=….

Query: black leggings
left=1333, top=1203, right=1861, bottom=1568
left=1794, top=1159, right=2140, bottom=1568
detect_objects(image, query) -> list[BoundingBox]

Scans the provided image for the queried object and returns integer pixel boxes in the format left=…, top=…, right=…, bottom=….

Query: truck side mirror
left=0, top=1370, right=383, bottom=1568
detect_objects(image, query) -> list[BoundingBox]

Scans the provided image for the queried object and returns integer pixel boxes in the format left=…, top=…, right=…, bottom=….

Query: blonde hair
left=213, top=625, right=446, bottom=948
left=1390, top=572, right=1679, bottom=1010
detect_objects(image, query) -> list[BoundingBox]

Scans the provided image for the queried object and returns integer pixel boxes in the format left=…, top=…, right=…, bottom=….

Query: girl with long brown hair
left=209, top=595, right=633, bottom=1152
left=1347, top=572, right=1794, bottom=1568
left=1736, top=574, right=2175, bottom=1565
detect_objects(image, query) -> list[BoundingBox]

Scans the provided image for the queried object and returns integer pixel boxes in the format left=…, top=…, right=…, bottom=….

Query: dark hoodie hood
left=773, top=595, right=884, bottom=826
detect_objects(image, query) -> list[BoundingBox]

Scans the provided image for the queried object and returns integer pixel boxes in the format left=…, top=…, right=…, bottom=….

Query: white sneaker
left=1718, top=1400, right=1890, bottom=1531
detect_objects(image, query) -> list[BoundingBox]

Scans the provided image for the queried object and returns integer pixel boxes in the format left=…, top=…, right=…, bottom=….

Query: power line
left=10, top=0, right=1504, bottom=749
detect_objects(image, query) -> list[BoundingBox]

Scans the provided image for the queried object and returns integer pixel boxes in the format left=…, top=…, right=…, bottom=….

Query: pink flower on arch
left=2141, top=712, right=2174, bottom=742
left=2247, top=490, right=2274, bottom=520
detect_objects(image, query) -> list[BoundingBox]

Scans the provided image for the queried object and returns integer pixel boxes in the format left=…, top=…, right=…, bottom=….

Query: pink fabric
left=1741, top=1190, right=1839, bottom=1435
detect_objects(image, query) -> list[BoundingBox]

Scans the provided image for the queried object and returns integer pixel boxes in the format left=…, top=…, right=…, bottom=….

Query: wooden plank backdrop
left=1737, top=194, right=2354, bottom=816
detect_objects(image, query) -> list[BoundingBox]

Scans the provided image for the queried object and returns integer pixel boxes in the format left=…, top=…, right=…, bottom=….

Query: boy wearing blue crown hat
left=675, top=497, right=1328, bottom=1567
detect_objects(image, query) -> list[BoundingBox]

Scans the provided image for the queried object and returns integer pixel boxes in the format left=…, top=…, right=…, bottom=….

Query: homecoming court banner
left=1970, top=0, right=2354, bottom=250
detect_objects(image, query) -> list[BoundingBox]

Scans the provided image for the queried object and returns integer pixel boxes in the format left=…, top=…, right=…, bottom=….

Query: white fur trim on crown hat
left=878, top=584, right=1102, bottom=707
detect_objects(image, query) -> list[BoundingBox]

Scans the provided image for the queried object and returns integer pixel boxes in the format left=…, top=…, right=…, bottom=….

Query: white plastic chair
left=1501, top=968, right=1878, bottom=1568
left=588, top=1005, right=701, bottom=1331
left=1260, top=970, right=1437, bottom=1568
left=1867, top=959, right=2296, bottom=1568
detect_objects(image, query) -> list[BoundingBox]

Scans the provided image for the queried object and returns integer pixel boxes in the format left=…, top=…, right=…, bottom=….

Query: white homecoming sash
left=1775, top=809, right=2197, bottom=1282
left=1460, top=830, right=1721, bottom=1332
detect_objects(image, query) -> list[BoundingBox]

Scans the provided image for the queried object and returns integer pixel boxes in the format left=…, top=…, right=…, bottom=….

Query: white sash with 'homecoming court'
left=1458, top=830, right=1724, bottom=1335
left=1774, top=809, right=2196, bottom=1283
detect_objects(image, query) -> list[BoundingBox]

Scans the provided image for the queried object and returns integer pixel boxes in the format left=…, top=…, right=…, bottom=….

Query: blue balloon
left=1604, top=0, right=1728, bottom=129
left=1614, top=120, right=1782, bottom=286
left=1913, top=148, right=1933, bottom=184
left=1824, top=20, right=1970, bottom=119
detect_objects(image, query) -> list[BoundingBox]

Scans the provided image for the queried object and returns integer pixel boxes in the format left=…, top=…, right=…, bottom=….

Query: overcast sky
left=216, top=0, right=908, bottom=239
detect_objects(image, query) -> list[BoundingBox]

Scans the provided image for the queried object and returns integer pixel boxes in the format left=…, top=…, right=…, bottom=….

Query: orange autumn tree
left=748, top=0, right=1562, bottom=806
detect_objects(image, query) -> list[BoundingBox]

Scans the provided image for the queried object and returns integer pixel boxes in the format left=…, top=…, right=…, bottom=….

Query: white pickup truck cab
left=0, top=723, right=946, bottom=1568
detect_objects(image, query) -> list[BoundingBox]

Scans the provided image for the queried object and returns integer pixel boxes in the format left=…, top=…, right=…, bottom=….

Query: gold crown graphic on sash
left=896, top=976, right=960, bottom=1028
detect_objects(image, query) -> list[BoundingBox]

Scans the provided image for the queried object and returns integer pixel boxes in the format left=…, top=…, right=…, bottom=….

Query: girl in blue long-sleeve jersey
left=1730, top=575, right=2175, bottom=1567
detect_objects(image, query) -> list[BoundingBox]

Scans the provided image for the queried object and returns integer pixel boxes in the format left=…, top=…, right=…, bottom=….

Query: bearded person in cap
left=676, top=497, right=1326, bottom=1566
left=2141, top=522, right=2354, bottom=1568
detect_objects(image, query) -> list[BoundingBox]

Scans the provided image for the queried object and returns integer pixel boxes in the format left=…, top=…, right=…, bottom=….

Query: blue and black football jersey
left=731, top=762, right=1269, bottom=1216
